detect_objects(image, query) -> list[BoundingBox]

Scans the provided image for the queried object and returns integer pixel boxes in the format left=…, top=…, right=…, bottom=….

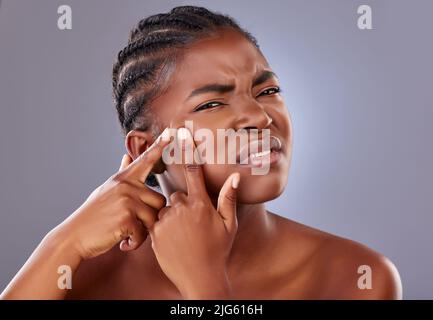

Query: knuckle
left=117, top=194, right=134, bottom=209
left=169, top=191, right=185, bottom=204
left=138, top=151, right=149, bottom=162
left=224, top=192, right=237, bottom=203
left=118, top=210, right=132, bottom=225
left=113, top=180, right=131, bottom=194
left=191, top=199, right=207, bottom=211
left=139, top=149, right=157, bottom=163
left=184, top=163, right=200, bottom=172
left=113, top=181, right=135, bottom=197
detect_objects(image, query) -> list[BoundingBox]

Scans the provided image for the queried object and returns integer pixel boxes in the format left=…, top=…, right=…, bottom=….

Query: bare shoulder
left=317, top=233, right=402, bottom=299
left=268, top=212, right=403, bottom=299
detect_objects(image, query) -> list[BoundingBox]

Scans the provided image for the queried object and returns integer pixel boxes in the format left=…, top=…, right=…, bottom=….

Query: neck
left=230, top=202, right=274, bottom=256
left=236, top=202, right=269, bottom=232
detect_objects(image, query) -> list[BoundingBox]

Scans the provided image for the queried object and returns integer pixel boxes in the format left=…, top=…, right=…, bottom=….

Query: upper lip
left=236, top=135, right=282, bottom=164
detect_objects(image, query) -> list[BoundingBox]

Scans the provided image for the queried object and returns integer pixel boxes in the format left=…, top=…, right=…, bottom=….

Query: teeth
left=250, top=150, right=271, bottom=158
left=270, top=136, right=282, bottom=151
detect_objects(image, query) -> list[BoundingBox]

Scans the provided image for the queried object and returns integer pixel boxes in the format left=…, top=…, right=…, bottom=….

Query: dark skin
left=1, top=28, right=402, bottom=299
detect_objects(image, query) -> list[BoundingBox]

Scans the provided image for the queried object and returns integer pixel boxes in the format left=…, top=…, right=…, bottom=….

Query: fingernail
left=161, top=127, right=171, bottom=141
left=154, top=135, right=162, bottom=145
left=232, top=173, right=240, bottom=189
left=177, top=127, right=190, bottom=141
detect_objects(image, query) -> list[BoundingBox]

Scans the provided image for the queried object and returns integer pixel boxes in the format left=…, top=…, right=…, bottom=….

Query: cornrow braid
left=112, top=31, right=193, bottom=97
left=128, top=13, right=207, bottom=42
left=112, top=5, right=260, bottom=186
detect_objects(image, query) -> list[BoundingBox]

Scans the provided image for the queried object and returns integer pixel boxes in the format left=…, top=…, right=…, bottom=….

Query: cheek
left=201, top=164, right=235, bottom=194
left=270, top=103, right=292, bottom=138
left=283, top=109, right=292, bottom=143
left=165, top=164, right=188, bottom=192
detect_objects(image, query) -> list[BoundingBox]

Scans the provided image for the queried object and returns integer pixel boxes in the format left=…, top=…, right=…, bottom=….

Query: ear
left=124, top=130, right=166, bottom=174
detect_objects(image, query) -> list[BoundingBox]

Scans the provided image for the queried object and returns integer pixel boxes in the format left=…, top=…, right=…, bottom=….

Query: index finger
left=127, top=127, right=172, bottom=182
left=119, top=154, right=133, bottom=171
left=178, top=127, right=207, bottom=197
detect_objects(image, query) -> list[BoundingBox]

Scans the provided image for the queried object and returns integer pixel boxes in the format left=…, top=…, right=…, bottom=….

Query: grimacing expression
left=149, top=29, right=293, bottom=204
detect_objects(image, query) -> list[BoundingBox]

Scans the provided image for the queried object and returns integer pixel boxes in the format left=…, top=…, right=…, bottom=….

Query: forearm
left=0, top=227, right=82, bottom=300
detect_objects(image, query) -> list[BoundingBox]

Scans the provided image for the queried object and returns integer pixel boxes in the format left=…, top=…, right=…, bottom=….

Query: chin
left=237, top=169, right=288, bottom=204
left=202, top=156, right=290, bottom=202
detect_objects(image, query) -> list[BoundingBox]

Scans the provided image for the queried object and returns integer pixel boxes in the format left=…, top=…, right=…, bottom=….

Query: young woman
left=1, top=5, right=402, bottom=299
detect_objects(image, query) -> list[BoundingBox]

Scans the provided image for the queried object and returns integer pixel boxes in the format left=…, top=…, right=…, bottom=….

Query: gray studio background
left=1, top=0, right=432, bottom=298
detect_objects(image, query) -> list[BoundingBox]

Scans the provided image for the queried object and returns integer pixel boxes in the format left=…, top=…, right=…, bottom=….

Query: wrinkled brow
left=184, top=70, right=278, bottom=101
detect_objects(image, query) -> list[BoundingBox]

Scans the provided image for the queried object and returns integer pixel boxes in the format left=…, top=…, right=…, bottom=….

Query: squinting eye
left=193, top=101, right=226, bottom=112
left=258, top=86, right=281, bottom=97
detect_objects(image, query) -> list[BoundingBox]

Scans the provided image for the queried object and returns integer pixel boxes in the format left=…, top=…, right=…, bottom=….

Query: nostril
left=243, top=126, right=258, bottom=130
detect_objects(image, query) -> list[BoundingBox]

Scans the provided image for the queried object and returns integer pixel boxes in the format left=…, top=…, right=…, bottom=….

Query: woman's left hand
left=149, top=130, right=240, bottom=299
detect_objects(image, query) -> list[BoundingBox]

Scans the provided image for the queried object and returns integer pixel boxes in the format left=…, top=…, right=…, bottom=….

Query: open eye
left=193, top=101, right=226, bottom=112
left=257, top=86, right=281, bottom=97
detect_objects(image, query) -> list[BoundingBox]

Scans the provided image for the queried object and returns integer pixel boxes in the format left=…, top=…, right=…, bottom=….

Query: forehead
left=149, top=29, right=271, bottom=123
left=170, top=28, right=270, bottom=92
left=177, top=30, right=268, bottom=83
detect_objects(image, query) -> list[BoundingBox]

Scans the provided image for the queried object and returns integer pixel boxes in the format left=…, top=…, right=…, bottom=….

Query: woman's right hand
left=52, top=128, right=171, bottom=260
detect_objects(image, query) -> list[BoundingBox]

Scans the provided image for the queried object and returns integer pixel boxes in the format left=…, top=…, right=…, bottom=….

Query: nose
left=233, top=99, right=273, bottom=130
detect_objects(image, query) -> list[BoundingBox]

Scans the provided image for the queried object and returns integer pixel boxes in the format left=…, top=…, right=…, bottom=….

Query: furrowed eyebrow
left=185, top=83, right=235, bottom=102
left=184, top=70, right=278, bottom=102
left=252, top=70, right=278, bottom=87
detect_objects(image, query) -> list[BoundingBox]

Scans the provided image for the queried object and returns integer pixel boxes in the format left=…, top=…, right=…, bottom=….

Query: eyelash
left=193, top=86, right=281, bottom=112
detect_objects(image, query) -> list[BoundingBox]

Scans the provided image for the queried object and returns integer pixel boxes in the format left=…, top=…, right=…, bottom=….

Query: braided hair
left=112, top=5, right=260, bottom=186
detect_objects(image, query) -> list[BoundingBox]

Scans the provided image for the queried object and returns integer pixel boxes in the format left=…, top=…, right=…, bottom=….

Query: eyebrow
left=184, top=70, right=278, bottom=102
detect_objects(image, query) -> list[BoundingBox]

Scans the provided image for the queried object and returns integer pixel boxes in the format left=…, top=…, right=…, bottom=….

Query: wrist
left=44, top=224, right=84, bottom=264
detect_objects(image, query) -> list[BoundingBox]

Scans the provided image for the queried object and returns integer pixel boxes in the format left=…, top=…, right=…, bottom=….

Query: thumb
left=217, top=172, right=240, bottom=232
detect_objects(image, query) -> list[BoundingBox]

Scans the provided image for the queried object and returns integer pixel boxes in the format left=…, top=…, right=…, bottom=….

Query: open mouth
left=236, top=135, right=282, bottom=167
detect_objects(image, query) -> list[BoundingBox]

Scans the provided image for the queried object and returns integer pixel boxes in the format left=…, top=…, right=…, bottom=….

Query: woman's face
left=150, top=28, right=292, bottom=204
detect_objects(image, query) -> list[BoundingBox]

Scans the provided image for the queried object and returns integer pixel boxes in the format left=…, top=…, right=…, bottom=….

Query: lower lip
left=237, top=150, right=282, bottom=168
